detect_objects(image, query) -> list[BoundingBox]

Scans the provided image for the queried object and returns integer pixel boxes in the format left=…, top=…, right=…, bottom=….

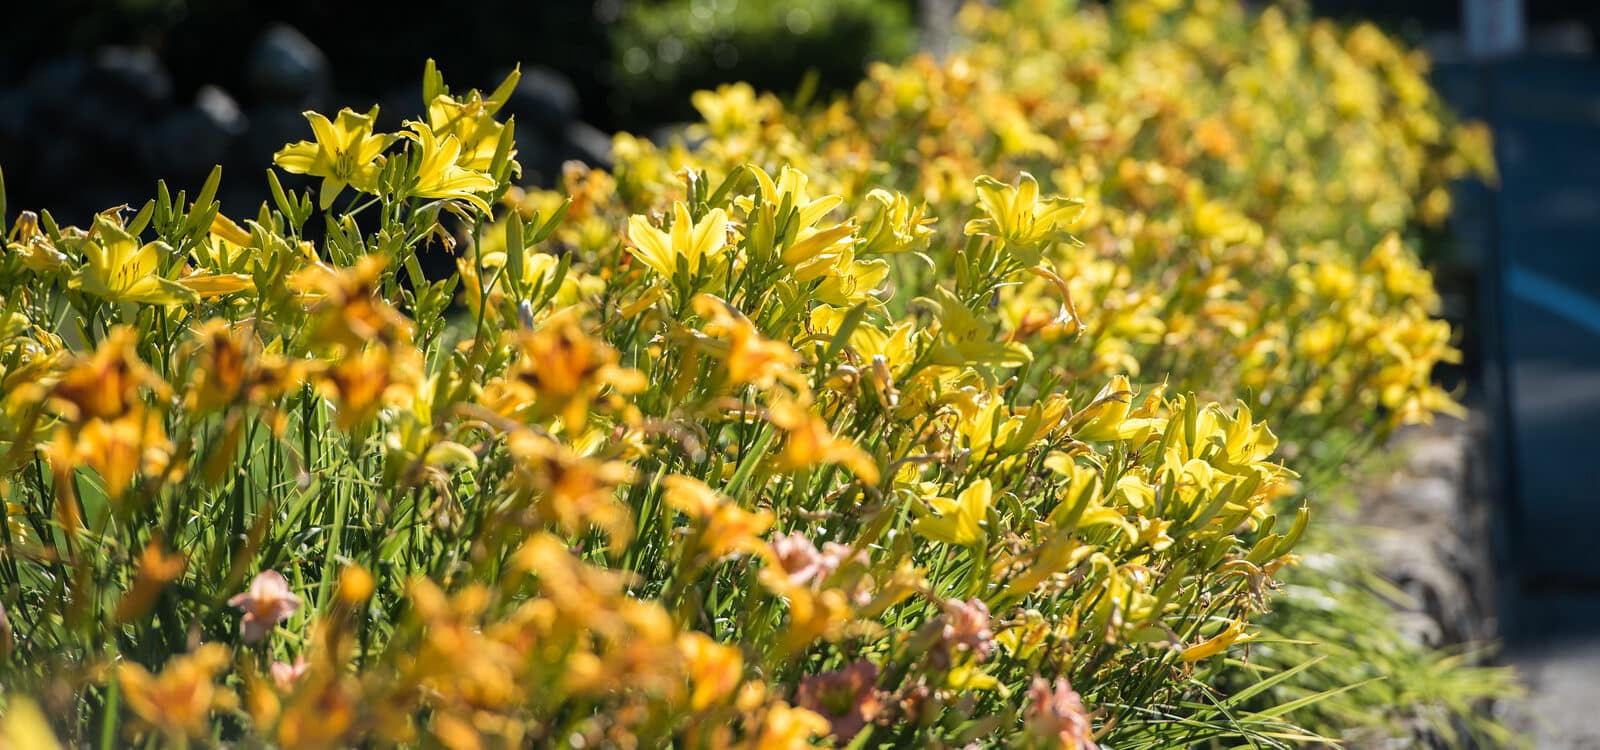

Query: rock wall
left=0, top=25, right=610, bottom=225
left=1359, top=417, right=1500, bottom=650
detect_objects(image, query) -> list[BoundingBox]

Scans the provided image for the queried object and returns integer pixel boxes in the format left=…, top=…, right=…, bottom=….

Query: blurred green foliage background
left=610, top=0, right=916, bottom=125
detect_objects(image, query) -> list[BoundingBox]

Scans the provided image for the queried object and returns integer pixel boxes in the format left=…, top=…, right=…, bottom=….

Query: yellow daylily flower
left=692, top=294, right=805, bottom=391
left=403, top=121, right=499, bottom=213
left=964, top=172, right=1084, bottom=262
left=1213, top=400, right=1283, bottom=474
left=662, top=475, right=773, bottom=558
left=809, top=309, right=919, bottom=377
left=946, top=662, right=1002, bottom=691
left=194, top=213, right=273, bottom=278
left=689, top=82, right=776, bottom=136
left=426, top=94, right=511, bottom=173
left=5, top=211, right=70, bottom=274
left=812, top=254, right=889, bottom=307
left=68, top=215, right=198, bottom=306
left=47, top=402, right=174, bottom=502
left=749, top=701, right=831, bottom=750
left=1179, top=618, right=1255, bottom=662
left=768, top=397, right=881, bottom=485
left=0, top=698, right=64, bottom=750
left=178, top=271, right=255, bottom=299
left=913, top=478, right=993, bottom=547
left=780, top=222, right=855, bottom=277
left=1071, top=375, right=1134, bottom=442
left=924, top=286, right=1032, bottom=368
left=625, top=203, right=729, bottom=285
left=117, top=643, right=236, bottom=739
left=208, top=213, right=254, bottom=248
left=860, top=188, right=935, bottom=255
left=742, top=165, right=843, bottom=231
left=273, top=107, right=395, bottom=210
left=678, top=631, right=743, bottom=711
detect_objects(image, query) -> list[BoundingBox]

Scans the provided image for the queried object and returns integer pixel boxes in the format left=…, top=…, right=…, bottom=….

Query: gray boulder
left=246, top=24, right=330, bottom=107
left=144, top=86, right=247, bottom=184
left=500, top=66, right=578, bottom=136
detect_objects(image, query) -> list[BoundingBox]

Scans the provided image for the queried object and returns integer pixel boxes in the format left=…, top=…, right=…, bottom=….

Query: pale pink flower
left=228, top=570, right=301, bottom=643
left=1025, top=676, right=1098, bottom=749
left=772, top=532, right=826, bottom=585
left=847, top=573, right=877, bottom=607
left=772, top=532, right=871, bottom=588
left=270, top=656, right=309, bottom=691
left=795, top=661, right=882, bottom=741
left=819, top=541, right=867, bottom=571
left=941, top=597, right=994, bottom=659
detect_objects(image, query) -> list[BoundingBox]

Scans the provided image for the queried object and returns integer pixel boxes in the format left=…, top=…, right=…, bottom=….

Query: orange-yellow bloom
left=117, top=644, right=236, bottom=739
left=678, top=631, right=743, bottom=710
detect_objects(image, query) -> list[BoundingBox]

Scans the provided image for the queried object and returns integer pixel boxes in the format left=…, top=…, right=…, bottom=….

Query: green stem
left=99, top=672, right=120, bottom=750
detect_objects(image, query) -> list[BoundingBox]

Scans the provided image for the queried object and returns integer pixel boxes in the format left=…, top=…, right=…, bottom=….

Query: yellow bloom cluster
left=0, top=0, right=1489, bottom=746
left=606, top=0, right=1492, bottom=443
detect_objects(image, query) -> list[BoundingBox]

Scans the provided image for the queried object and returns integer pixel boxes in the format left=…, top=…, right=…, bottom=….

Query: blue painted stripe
left=1506, top=264, right=1600, bottom=338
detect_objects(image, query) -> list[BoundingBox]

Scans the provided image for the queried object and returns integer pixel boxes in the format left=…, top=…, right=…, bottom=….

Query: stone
left=1357, top=415, right=1501, bottom=651
left=1399, top=427, right=1468, bottom=482
left=143, top=86, right=247, bottom=183
left=649, top=122, right=706, bottom=151
left=90, top=47, right=173, bottom=111
left=29, top=135, right=90, bottom=191
left=246, top=24, right=330, bottom=106
left=501, top=66, right=578, bottom=135
left=196, top=86, right=248, bottom=135
left=44, top=47, right=173, bottom=151
left=1395, top=476, right=1459, bottom=527
left=0, top=89, right=29, bottom=169
left=512, top=131, right=560, bottom=187
left=23, top=56, right=90, bottom=123
left=237, top=105, right=313, bottom=179
left=562, top=121, right=613, bottom=170
left=1505, top=639, right=1600, bottom=749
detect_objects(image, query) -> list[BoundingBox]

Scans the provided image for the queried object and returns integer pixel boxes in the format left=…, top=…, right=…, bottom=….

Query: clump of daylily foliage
left=602, top=2, right=1514, bottom=740
left=0, top=0, right=1504, bottom=748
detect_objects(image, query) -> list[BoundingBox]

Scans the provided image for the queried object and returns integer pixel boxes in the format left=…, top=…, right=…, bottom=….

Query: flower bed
left=0, top=1, right=1512, bottom=747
